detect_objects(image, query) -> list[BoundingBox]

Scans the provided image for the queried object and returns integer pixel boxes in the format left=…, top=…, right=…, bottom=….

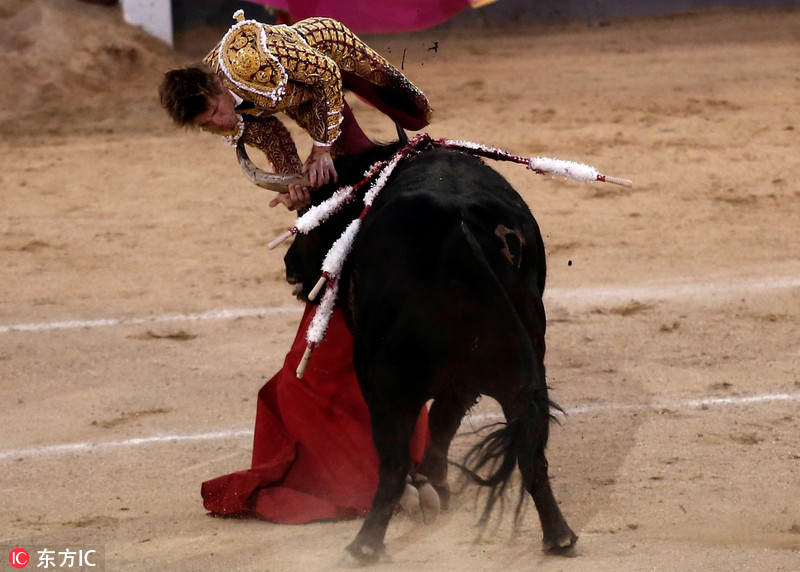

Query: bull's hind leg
left=346, top=403, right=420, bottom=563
left=513, top=393, right=578, bottom=553
left=417, top=390, right=478, bottom=510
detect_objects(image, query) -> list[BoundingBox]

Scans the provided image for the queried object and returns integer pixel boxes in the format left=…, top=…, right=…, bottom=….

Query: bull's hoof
left=432, top=483, right=451, bottom=511
left=345, top=539, right=385, bottom=565
left=417, top=482, right=440, bottom=524
left=542, top=533, right=580, bottom=557
left=398, top=483, right=423, bottom=522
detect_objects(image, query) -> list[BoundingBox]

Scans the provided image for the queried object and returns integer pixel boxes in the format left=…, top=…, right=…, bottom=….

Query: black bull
left=284, top=142, right=578, bottom=561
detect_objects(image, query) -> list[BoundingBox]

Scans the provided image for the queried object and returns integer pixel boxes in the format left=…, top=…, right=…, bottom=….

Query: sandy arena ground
left=1, top=1, right=800, bottom=570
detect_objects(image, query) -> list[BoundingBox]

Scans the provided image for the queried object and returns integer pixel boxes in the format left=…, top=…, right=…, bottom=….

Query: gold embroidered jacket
left=205, top=12, right=432, bottom=152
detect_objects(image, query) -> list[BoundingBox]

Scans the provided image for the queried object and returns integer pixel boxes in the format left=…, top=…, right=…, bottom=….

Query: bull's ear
left=236, top=140, right=311, bottom=192
left=395, top=121, right=409, bottom=145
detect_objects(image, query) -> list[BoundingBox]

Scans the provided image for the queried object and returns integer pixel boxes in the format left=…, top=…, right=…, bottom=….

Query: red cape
left=201, top=304, right=430, bottom=523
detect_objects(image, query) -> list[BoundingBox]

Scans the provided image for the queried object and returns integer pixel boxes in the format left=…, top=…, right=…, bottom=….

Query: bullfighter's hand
left=305, top=144, right=338, bottom=188
left=269, top=184, right=311, bottom=211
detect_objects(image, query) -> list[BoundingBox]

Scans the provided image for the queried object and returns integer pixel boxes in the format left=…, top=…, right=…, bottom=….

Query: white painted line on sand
left=2, top=275, right=798, bottom=335
left=0, top=430, right=253, bottom=463
left=464, top=392, right=800, bottom=424
left=0, top=307, right=300, bottom=334
left=2, top=392, right=798, bottom=463
left=544, top=276, right=800, bottom=307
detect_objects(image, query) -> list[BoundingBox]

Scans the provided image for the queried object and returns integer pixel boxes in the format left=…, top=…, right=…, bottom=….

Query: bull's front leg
left=346, top=406, right=418, bottom=563
left=346, top=457, right=410, bottom=562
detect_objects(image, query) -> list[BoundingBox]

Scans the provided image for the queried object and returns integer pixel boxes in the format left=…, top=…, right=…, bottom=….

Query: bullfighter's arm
left=204, top=12, right=344, bottom=146
left=241, top=116, right=303, bottom=175
left=241, top=117, right=311, bottom=210
left=272, top=41, right=345, bottom=147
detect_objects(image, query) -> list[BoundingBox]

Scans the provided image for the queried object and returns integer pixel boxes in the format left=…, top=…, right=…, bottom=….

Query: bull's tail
left=458, top=396, right=563, bottom=526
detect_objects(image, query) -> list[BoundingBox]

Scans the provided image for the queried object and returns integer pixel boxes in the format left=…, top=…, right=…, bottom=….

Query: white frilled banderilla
left=266, top=134, right=633, bottom=378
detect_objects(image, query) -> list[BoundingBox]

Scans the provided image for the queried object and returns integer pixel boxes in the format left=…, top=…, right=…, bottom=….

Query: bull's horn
left=236, top=140, right=311, bottom=192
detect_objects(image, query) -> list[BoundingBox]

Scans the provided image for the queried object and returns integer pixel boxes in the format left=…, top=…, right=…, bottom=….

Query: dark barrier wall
left=171, top=0, right=270, bottom=31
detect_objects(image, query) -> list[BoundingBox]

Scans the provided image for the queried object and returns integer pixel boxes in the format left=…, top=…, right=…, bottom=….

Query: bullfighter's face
left=193, top=76, right=239, bottom=135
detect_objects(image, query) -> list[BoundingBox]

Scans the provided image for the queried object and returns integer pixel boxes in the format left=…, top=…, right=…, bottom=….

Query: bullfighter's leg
left=417, top=390, right=478, bottom=510
left=507, top=391, right=578, bottom=553
left=346, top=402, right=421, bottom=562
left=334, top=100, right=374, bottom=155
left=292, top=17, right=432, bottom=131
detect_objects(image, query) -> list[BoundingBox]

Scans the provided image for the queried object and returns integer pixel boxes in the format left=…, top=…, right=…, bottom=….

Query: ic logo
left=9, top=548, right=29, bottom=568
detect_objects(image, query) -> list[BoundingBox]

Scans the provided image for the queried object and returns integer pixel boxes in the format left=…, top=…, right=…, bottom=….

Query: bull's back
left=347, top=150, right=547, bottom=396
left=354, top=149, right=545, bottom=297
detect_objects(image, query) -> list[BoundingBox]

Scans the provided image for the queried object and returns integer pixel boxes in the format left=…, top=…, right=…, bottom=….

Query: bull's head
left=236, top=140, right=311, bottom=192
left=284, top=230, right=330, bottom=304
left=277, top=140, right=408, bottom=303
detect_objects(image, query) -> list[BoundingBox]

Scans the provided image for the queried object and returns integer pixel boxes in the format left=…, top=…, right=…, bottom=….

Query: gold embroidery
left=231, top=46, right=261, bottom=78
left=241, top=117, right=303, bottom=175
left=232, top=35, right=247, bottom=50
left=206, top=12, right=432, bottom=152
left=208, top=15, right=288, bottom=104
left=254, top=69, right=272, bottom=84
